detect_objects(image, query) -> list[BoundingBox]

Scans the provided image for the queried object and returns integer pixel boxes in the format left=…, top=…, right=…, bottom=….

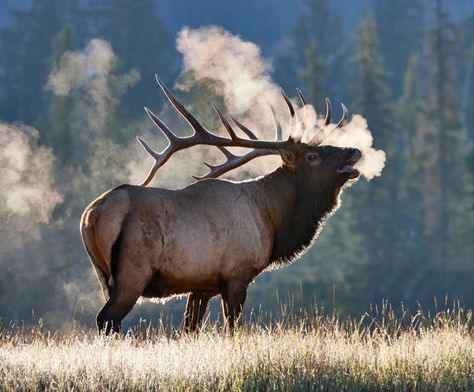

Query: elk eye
left=305, top=152, right=321, bottom=165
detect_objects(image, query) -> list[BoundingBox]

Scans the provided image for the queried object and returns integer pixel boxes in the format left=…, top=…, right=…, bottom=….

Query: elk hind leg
left=183, top=293, right=210, bottom=333
left=96, top=250, right=153, bottom=335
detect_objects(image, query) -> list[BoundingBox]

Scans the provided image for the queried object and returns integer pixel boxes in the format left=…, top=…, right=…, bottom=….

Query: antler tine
left=211, top=103, right=258, bottom=141
left=155, top=75, right=220, bottom=141
left=137, top=89, right=231, bottom=186
left=296, top=88, right=308, bottom=106
left=210, top=103, right=297, bottom=150
left=197, top=104, right=282, bottom=181
left=229, top=116, right=259, bottom=140
left=216, top=145, right=234, bottom=159
left=210, top=101, right=283, bottom=185
left=144, top=107, right=175, bottom=141
left=323, top=97, right=332, bottom=126
left=211, top=102, right=238, bottom=140
left=280, top=88, right=301, bottom=143
left=308, top=101, right=349, bottom=146
left=269, top=105, right=283, bottom=141
left=336, top=103, right=349, bottom=128
left=295, top=88, right=309, bottom=141
left=137, top=107, right=194, bottom=186
left=194, top=148, right=278, bottom=180
left=308, top=98, right=332, bottom=145
left=192, top=146, right=234, bottom=180
left=136, top=137, right=164, bottom=186
left=280, top=88, right=295, bottom=117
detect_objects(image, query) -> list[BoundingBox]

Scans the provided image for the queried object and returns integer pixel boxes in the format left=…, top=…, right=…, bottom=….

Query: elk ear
left=279, top=150, right=298, bottom=171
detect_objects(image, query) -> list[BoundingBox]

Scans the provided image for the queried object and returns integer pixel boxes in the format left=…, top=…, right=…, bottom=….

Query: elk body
left=80, top=77, right=362, bottom=334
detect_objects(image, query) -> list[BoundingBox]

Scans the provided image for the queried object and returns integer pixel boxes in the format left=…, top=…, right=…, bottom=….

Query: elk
left=80, top=76, right=362, bottom=334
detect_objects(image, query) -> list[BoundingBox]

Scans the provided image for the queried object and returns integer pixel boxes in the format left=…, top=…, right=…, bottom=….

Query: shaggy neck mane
left=253, top=168, right=341, bottom=265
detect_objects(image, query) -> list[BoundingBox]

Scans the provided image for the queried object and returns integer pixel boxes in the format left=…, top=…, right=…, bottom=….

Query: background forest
left=0, top=0, right=473, bottom=328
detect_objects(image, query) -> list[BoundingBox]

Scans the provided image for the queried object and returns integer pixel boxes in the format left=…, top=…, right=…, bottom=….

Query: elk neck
left=248, top=167, right=342, bottom=265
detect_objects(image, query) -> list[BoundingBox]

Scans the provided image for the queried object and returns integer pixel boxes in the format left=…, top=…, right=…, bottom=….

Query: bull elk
left=80, top=76, right=362, bottom=334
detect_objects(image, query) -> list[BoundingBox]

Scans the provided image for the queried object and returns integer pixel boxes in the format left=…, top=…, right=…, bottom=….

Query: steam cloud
left=47, top=38, right=143, bottom=190
left=47, top=39, right=140, bottom=136
left=0, top=123, right=62, bottom=227
left=176, top=26, right=386, bottom=180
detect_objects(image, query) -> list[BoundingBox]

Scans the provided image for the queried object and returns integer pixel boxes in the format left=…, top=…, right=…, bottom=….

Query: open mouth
left=338, top=150, right=362, bottom=179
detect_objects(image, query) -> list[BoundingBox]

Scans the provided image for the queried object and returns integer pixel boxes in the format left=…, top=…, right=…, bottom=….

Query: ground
left=0, top=306, right=473, bottom=391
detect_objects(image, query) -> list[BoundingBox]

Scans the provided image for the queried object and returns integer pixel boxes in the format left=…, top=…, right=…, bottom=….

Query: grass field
left=1, top=304, right=473, bottom=391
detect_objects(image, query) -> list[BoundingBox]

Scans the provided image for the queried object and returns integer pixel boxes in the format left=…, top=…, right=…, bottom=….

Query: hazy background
left=0, top=0, right=473, bottom=329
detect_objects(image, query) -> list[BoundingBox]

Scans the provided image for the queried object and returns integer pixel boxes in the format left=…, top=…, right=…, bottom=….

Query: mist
left=0, top=122, right=65, bottom=323
left=47, top=39, right=140, bottom=137
left=0, top=123, right=62, bottom=228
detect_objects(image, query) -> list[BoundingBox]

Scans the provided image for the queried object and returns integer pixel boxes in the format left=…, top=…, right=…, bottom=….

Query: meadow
left=0, top=304, right=473, bottom=391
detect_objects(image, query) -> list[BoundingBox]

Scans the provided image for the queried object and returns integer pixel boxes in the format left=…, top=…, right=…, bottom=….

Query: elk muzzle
left=338, top=148, right=362, bottom=179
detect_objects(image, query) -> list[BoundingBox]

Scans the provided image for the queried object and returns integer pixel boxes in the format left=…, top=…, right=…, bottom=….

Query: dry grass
left=0, top=304, right=473, bottom=391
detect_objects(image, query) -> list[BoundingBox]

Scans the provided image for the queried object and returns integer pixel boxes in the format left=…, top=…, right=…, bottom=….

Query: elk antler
left=193, top=104, right=284, bottom=180
left=281, top=89, right=349, bottom=145
left=280, top=89, right=299, bottom=143
left=137, top=76, right=299, bottom=186
left=308, top=100, right=348, bottom=145
left=137, top=76, right=350, bottom=185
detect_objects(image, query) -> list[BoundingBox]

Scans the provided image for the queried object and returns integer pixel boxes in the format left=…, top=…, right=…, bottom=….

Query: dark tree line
left=0, top=0, right=473, bottom=325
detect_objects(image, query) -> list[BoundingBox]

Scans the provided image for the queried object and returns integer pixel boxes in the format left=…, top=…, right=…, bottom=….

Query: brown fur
left=81, top=145, right=360, bottom=334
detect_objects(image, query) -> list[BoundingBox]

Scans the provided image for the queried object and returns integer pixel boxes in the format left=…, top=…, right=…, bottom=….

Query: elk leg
left=96, top=279, right=150, bottom=335
left=183, top=293, right=210, bottom=333
left=221, top=281, right=247, bottom=335
left=96, top=251, right=153, bottom=335
left=96, top=291, right=126, bottom=335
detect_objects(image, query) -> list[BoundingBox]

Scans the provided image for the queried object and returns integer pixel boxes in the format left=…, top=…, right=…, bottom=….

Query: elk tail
left=80, top=204, right=120, bottom=300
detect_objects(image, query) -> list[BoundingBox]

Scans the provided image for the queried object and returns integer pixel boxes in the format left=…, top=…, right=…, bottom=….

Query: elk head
left=136, top=76, right=361, bottom=187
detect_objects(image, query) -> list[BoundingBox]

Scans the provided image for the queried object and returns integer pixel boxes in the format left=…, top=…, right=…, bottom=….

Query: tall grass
left=0, top=303, right=473, bottom=391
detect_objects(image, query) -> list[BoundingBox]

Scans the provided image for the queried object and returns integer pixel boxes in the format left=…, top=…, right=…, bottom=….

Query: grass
left=0, top=303, right=473, bottom=391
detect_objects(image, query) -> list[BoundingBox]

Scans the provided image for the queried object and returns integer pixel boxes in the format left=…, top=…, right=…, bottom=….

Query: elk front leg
left=221, top=280, right=247, bottom=335
left=183, top=293, right=210, bottom=333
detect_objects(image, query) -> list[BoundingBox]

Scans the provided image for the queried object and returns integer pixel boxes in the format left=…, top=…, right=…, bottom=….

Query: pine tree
left=0, top=0, right=63, bottom=123
left=294, top=0, right=345, bottom=59
left=351, top=16, right=393, bottom=302
left=389, top=54, right=430, bottom=301
left=460, top=12, right=474, bottom=140
left=300, top=40, right=325, bottom=107
left=91, top=0, right=175, bottom=119
left=373, top=0, right=425, bottom=98
left=425, top=0, right=465, bottom=268
left=351, top=17, right=391, bottom=141
left=397, top=55, right=426, bottom=238
left=274, top=0, right=345, bottom=99
left=466, top=13, right=474, bottom=250
left=46, top=28, right=75, bottom=164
